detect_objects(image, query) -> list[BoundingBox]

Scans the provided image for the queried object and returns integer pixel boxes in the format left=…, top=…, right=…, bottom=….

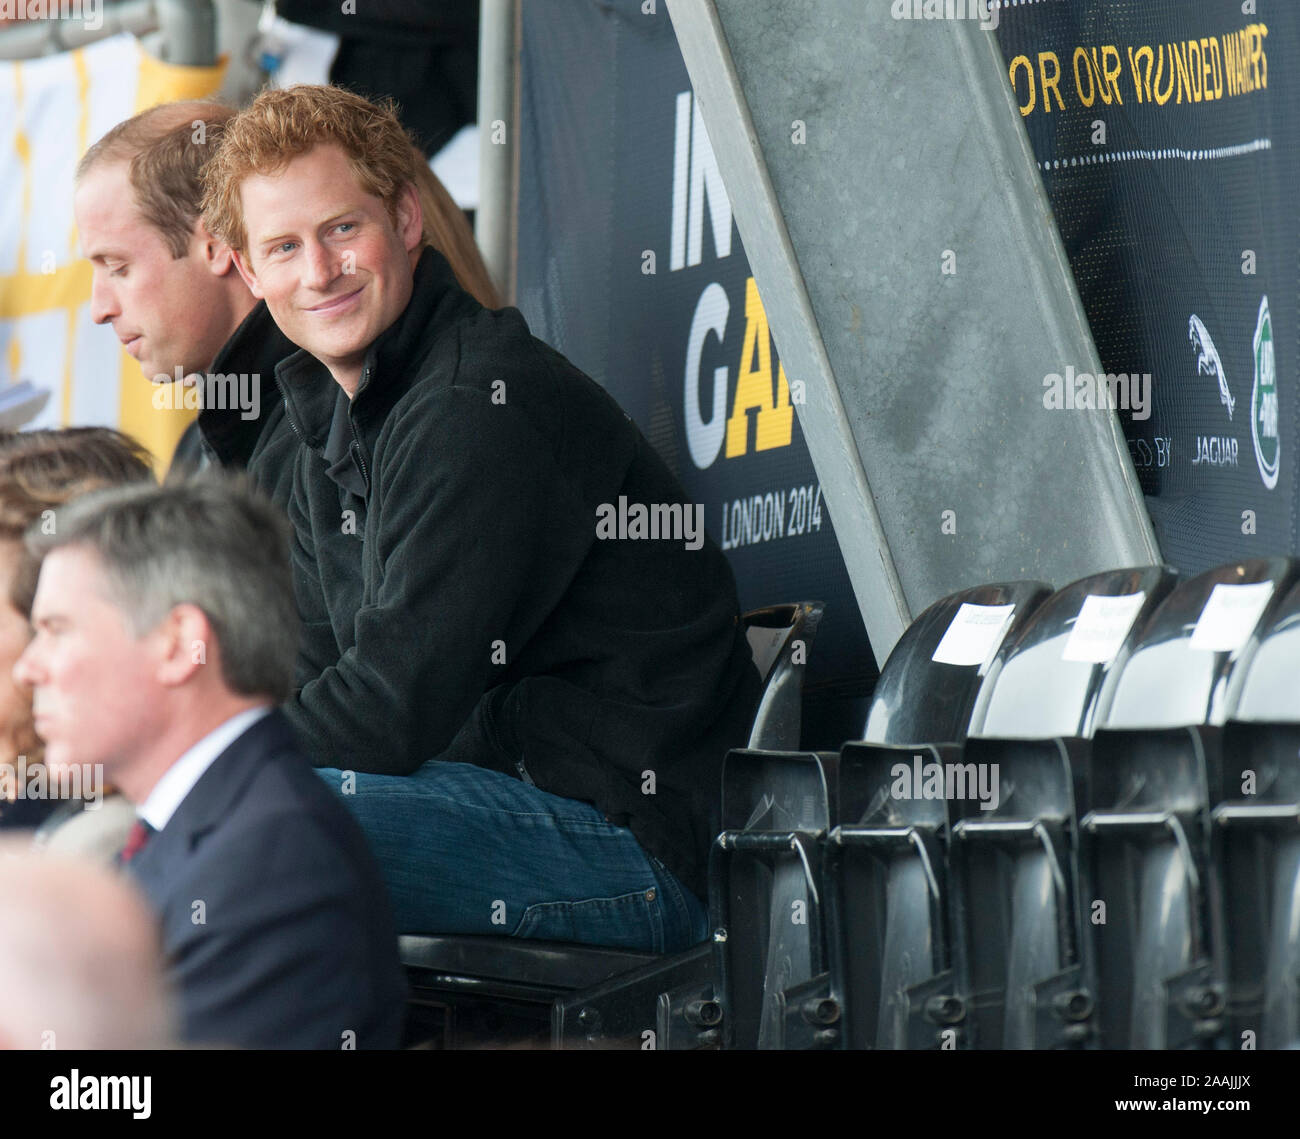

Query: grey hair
left=25, top=475, right=298, bottom=701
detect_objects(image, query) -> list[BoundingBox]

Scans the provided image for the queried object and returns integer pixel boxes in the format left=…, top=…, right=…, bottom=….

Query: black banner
left=996, top=0, right=1300, bottom=569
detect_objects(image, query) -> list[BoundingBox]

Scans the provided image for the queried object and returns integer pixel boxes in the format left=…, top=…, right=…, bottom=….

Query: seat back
left=1214, top=722, right=1300, bottom=1049
left=742, top=602, right=824, bottom=751
left=969, top=566, right=1177, bottom=741
left=862, top=581, right=1051, bottom=747
left=1080, top=726, right=1223, bottom=1048
left=947, top=736, right=1085, bottom=1049
left=1100, top=558, right=1296, bottom=732
left=827, top=741, right=955, bottom=1049
left=1211, top=581, right=1300, bottom=1049
left=712, top=747, right=837, bottom=1049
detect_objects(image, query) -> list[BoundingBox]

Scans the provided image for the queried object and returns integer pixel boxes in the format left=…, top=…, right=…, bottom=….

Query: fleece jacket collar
left=275, top=246, right=467, bottom=462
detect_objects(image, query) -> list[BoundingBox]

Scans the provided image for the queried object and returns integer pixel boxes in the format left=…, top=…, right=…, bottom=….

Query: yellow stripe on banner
left=0, top=249, right=93, bottom=315
left=116, top=43, right=228, bottom=472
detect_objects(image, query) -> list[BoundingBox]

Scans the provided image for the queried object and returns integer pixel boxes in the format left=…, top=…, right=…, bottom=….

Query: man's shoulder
left=156, top=719, right=371, bottom=889
left=213, top=747, right=357, bottom=850
left=408, top=302, right=546, bottom=394
left=395, top=308, right=630, bottom=450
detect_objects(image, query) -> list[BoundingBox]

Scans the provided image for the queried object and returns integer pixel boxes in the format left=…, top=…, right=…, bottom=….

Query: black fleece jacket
left=196, top=301, right=300, bottom=511
left=278, top=248, right=760, bottom=898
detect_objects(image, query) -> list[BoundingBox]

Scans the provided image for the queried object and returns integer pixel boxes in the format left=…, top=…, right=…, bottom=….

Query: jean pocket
left=512, top=889, right=664, bottom=953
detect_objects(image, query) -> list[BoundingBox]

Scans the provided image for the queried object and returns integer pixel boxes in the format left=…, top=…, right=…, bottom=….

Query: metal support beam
left=477, top=0, right=520, bottom=305
left=0, top=0, right=157, bottom=59
left=156, top=0, right=215, bottom=66
left=667, top=0, right=1160, bottom=664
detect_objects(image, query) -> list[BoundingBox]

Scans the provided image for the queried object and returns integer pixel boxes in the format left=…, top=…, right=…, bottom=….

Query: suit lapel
left=127, top=710, right=298, bottom=878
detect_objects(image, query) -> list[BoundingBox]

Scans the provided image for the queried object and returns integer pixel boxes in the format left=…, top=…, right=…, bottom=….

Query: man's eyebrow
left=256, top=210, right=358, bottom=250
left=256, top=230, right=295, bottom=252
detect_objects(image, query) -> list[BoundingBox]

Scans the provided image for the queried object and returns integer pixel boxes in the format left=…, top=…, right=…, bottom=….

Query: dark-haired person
left=74, top=100, right=498, bottom=500
left=14, top=478, right=406, bottom=1049
left=203, top=85, right=761, bottom=952
left=0, top=427, right=153, bottom=843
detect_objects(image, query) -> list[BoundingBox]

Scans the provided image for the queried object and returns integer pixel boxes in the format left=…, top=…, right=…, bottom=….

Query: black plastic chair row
left=714, top=559, right=1300, bottom=1048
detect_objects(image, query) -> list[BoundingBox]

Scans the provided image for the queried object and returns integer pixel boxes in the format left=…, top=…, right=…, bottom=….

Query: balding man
left=0, top=839, right=174, bottom=1050
left=73, top=101, right=298, bottom=502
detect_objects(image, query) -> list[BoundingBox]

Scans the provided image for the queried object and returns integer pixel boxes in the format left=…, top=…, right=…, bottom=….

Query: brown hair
left=411, top=154, right=500, bottom=310
left=0, top=428, right=156, bottom=616
left=77, top=101, right=236, bottom=259
left=203, top=84, right=500, bottom=307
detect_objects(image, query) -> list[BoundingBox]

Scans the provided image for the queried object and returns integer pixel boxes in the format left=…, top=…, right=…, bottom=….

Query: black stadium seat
left=967, top=566, right=1178, bottom=741
left=1211, top=576, right=1300, bottom=1049
left=947, top=567, right=1175, bottom=1049
left=825, top=740, right=958, bottom=1049
left=1081, top=558, right=1297, bottom=1048
left=863, top=581, right=1050, bottom=747
left=824, top=569, right=1170, bottom=1049
left=709, top=745, right=838, bottom=1049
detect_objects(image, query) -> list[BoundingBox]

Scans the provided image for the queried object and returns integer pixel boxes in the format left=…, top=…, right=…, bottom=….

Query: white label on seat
left=1062, top=591, right=1147, bottom=663
left=931, top=602, right=1016, bottom=667
left=1189, top=580, right=1275, bottom=653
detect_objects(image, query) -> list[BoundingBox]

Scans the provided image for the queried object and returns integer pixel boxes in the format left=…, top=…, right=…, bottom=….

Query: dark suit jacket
left=126, top=709, right=407, bottom=1049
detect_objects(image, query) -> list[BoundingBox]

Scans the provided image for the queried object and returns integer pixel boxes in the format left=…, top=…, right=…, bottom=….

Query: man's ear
left=153, top=604, right=213, bottom=689
left=395, top=181, right=424, bottom=254
left=230, top=248, right=264, bottom=299
left=194, top=217, right=236, bottom=278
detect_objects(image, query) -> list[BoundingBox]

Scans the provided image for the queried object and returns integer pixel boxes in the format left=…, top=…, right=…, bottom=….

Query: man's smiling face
left=232, top=143, right=423, bottom=397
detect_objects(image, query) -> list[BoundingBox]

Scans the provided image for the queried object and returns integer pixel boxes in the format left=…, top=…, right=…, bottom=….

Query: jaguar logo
left=1189, top=314, right=1234, bottom=420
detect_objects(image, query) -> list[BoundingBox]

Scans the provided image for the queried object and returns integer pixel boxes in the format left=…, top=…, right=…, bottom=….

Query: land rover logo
left=1252, top=296, right=1279, bottom=489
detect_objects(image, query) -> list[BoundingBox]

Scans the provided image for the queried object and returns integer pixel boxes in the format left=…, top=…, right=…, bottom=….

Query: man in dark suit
left=13, top=478, right=407, bottom=1049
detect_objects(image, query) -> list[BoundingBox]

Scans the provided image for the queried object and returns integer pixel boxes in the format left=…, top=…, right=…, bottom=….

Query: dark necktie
left=118, top=819, right=155, bottom=865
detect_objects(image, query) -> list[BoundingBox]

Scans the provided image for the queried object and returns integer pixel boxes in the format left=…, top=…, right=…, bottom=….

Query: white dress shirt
left=137, top=706, right=273, bottom=833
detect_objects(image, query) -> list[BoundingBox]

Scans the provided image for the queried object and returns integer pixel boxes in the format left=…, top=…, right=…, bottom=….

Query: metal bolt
left=801, top=997, right=841, bottom=1026
left=684, top=999, right=723, bottom=1027
left=1187, top=986, right=1225, bottom=1017
left=924, top=994, right=965, bottom=1025
left=1053, top=990, right=1093, bottom=1022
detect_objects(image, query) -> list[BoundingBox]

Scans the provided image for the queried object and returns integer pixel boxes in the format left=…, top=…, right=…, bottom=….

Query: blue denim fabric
left=316, top=760, right=708, bottom=953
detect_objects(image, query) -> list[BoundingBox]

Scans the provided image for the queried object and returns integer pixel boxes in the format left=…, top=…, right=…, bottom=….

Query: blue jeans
left=317, top=760, right=708, bottom=953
